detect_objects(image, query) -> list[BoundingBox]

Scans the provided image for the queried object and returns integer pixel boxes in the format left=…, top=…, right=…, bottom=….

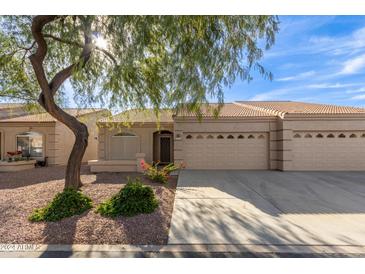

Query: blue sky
left=224, top=16, right=365, bottom=107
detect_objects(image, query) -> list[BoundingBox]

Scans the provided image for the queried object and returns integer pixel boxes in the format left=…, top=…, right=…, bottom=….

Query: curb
left=1, top=244, right=365, bottom=254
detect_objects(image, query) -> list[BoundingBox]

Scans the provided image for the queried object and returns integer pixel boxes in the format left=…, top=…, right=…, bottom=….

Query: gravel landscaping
left=0, top=165, right=177, bottom=245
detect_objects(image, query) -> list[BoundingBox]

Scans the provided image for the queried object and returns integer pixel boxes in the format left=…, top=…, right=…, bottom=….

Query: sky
left=224, top=15, right=365, bottom=107
left=4, top=16, right=365, bottom=109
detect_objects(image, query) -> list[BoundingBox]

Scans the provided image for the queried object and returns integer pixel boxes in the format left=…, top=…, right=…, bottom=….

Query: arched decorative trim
left=248, top=134, right=255, bottom=139
left=338, top=133, right=346, bottom=138
left=186, top=134, right=193, bottom=139
left=316, top=133, right=324, bottom=138
left=293, top=133, right=301, bottom=138
left=238, top=135, right=244, bottom=139
left=217, top=135, right=224, bottom=139
left=304, top=133, right=312, bottom=138
left=327, top=133, right=335, bottom=138
left=258, top=134, right=265, bottom=139
left=196, top=135, right=204, bottom=139
left=207, top=135, right=214, bottom=139
left=350, top=133, right=357, bottom=138
left=227, top=135, right=234, bottom=139
left=113, top=132, right=137, bottom=137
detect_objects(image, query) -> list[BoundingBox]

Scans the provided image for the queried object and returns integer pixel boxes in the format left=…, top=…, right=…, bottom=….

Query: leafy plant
left=29, top=188, right=93, bottom=222
left=141, top=160, right=178, bottom=184
left=96, top=178, right=159, bottom=218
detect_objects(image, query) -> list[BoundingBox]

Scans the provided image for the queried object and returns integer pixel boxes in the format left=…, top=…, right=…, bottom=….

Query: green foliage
left=29, top=188, right=93, bottom=222
left=141, top=160, right=178, bottom=184
left=0, top=16, right=278, bottom=116
left=96, top=178, right=159, bottom=217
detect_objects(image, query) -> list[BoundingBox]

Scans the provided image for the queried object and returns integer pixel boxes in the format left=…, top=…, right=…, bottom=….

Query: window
left=16, top=132, right=43, bottom=158
left=316, top=133, right=324, bottom=138
left=110, top=132, right=139, bottom=160
left=258, top=134, right=265, bottom=139
left=217, top=135, right=224, bottom=139
left=304, top=133, right=312, bottom=138
left=293, top=133, right=301, bottom=138
left=114, top=132, right=136, bottom=137
left=227, top=135, right=234, bottom=139
left=338, top=133, right=346, bottom=138
left=238, top=135, right=244, bottom=139
left=186, top=135, right=193, bottom=139
left=248, top=134, right=255, bottom=139
left=350, top=133, right=357, bottom=138
left=196, top=135, right=204, bottom=139
left=207, top=135, right=214, bottom=139
left=362, top=133, right=365, bottom=138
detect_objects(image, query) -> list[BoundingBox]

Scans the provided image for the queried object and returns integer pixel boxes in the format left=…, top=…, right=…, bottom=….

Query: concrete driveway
left=168, top=170, right=365, bottom=247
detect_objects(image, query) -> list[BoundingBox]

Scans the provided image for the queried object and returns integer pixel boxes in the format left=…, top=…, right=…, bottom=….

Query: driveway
left=168, top=170, right=365, bottom=246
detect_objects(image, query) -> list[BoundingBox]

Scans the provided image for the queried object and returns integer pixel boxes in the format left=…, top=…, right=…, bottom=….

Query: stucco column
left=135, top=152, right=146, bottom=173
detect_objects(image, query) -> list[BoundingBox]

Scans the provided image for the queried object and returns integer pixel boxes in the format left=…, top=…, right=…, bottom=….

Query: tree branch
left=44, top=33, right=117, bottom=65
left=29, top=15, right=59, bottom=103
left=48, top=31, right=94, bottom=95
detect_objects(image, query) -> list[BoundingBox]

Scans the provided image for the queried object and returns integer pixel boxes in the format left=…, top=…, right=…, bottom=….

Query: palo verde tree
left=0, top=16, right=279, bottom=190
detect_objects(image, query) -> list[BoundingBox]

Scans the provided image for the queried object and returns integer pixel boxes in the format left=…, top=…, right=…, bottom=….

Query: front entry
left=153, top=131, right=173, bottom=164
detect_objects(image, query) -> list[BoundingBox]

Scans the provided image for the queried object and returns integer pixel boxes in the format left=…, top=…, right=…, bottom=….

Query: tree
left=0, top=16, right=279, bottom=189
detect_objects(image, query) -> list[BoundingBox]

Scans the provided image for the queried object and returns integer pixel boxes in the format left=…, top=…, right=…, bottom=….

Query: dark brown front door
left=160, top=136, right=171, bottom=163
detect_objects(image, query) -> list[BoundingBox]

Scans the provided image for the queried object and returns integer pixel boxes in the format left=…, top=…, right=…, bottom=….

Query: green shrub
left=96, top=178, right=159, bottom=217
left=29, top=188, right=93, bottom=222
left=141, top=161, right=178, bottom=184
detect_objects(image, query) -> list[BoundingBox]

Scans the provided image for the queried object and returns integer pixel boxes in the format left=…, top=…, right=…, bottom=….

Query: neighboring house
left=0, top=104, right=109, bottom=165
left=90, top=101, right=365, bottom=172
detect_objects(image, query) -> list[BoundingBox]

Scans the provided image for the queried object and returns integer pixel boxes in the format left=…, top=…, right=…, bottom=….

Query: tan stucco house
left=0, top=104, right=109, bottom=165
left=90, top=101, right=365, bottom=172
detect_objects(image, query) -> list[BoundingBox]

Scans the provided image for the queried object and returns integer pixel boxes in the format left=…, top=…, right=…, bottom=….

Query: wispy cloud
left=345, top=87, right=365, bottom=94
left=276, top=71, right=315, bottom=82
left=340, top=53, right=365, bottom=74
left=267, top=25, right=365, bottom=59
left=350, top=94, right=365, bottom=100
left=249, top=88, right=294, bottom=101
left=306, top=83, right=359, bottom=89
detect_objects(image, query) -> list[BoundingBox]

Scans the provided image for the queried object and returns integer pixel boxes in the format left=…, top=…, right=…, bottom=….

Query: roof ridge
left=233, top=102, right=285, bottom=118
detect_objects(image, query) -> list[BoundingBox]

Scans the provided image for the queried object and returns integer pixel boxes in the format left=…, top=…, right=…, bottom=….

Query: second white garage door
left=183, top=133, right=269, bottom=169
left=292, top=131, right=365, bottom=170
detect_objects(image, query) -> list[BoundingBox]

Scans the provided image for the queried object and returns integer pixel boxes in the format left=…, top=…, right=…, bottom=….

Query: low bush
left=96, top=178, right=159, bottom=218
left=141, top=161, right=178, bottom=184
left=29, top=188, right=93, bottom=222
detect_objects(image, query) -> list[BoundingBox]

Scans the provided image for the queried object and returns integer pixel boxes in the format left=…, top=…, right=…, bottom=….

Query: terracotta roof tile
left=99, top=109, right=174, bottom=123
left=236, top=101, right=365, bottom=117
left=176, top=103, right=275, bottom=118
left=0, top=108, right=106, bottom=122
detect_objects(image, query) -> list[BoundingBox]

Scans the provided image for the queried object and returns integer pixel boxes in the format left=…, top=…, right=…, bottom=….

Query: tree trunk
left=29, top=15, right=93, bottom=190
left=37, top=94, right=89, bottom=190
left=64, top=122, right=89, bottom=189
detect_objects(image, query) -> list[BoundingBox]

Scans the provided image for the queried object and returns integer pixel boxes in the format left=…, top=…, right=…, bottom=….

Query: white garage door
left=292, top=132, right=365, bottom=170
left=183, top=133, right=268, bottom=169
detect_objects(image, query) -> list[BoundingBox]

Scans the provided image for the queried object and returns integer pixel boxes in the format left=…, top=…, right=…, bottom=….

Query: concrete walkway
left=168, top=170, right=365, bottom=248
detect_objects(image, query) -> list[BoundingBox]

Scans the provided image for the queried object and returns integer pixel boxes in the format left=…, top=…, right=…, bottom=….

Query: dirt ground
left=0, top=165, right=177, bottom=245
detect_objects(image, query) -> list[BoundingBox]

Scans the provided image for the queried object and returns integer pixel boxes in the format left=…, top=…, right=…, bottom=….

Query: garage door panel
left=184, top=133, right=268, bottom=170
left=292, top=132, right=365, bottom=170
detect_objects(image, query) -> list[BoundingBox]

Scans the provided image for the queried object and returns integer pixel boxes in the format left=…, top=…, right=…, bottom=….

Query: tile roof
left=100, top=101, right=365, bottom=123
left=236, top=101, right=365, bottom=117
left=0, top=103, right=24, bottom=109
left=99, top=109, right=174, bottom=123
left=176, top=103, right=276, bottom=118
left=0, top=108, right=106, bottom=122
